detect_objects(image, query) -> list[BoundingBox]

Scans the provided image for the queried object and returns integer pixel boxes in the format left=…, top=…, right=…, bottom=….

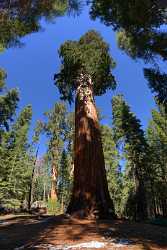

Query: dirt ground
left=0, top=214, right=167, bottom=250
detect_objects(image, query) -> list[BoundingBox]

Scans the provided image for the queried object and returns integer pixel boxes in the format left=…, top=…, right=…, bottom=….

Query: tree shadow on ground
left=0, top=214, right=167, bottom=249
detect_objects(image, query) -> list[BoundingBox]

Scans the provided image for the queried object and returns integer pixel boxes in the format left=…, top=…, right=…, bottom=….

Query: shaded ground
left=0, top=214, right=167, bottom=250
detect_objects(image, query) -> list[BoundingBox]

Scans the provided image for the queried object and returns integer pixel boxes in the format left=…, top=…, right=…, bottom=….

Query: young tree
left=58, top=149, right=71, bottom=212
left=55, top=30, right=116, bottom=218
left=112, top=95, right=150, bottom=220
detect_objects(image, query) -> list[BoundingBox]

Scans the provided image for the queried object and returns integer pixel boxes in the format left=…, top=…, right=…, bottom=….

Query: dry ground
left=0, top=214, right=167, bottom=250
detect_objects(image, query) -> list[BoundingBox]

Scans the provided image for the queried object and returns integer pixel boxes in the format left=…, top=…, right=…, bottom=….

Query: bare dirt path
left=0, top=214, right=167, bottom=250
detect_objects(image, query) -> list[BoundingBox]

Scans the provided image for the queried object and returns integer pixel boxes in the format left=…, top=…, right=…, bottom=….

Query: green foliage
left=111, top=95, right=167, bottom=218
left=117, top=30, right=167, bottom=62
left=90, top=0, right=165, bottom=31
left=89, top=0, right=167, bottom=104
left=33, top=158, right=51, bottom=202
left=55, top=30, right=116, bottom=103
left=144, top=68, right=167, bottom=106
left=101, top=125, right=122, bottom=216
left=112, top=95, right=148, bottom=150
left=0, top=105, right=33, bottom=208
left=58, top=150, right=72, bottom=212
left=0, top=69, right=6, bottom=90
left=112, top=95, right=149, bottom=219
left=47, top=198, right=61, bottom=215
left=117, top=31, right=139, bottom=60
left=90, top=0, right=167, bottom=62
left=147, top=103, right=167, bottom=217
left=44, top=102, right=68, bottom=170
left=0, top=70, right=19, bottom=134
left=37, top=102, right=74, bottom=210
left=0, top=0, right=78, bottom=50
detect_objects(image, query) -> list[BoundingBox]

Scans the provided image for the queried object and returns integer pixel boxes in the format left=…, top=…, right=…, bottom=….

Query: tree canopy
left=0, top=0, right=82, bottom=51
left=89, top=0, right=167, bottom=62
left=0, top=69, right=19, bottom=136
left=54, top=30, right=116, bottom=103
left=144, top=68, right=167, bottom=106
left=89, top=0, right=167, bottom=105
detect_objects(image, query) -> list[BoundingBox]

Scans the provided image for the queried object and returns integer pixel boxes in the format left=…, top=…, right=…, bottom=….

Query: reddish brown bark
left=67, top=75, right=115, bottom=219
left=50, top=164, right=58, bottom=201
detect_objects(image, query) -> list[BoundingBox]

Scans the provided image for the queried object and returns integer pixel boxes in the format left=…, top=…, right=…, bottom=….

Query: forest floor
left=0, top=214, right=167, bottom=250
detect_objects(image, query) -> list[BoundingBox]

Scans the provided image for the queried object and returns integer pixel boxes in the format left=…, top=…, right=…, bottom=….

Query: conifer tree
left=90, top=0, right=167, bottom=62
left=101, top=125, right=122, bottom=216
left=43, top=102, right=67, bottom=202
left=147, top=103, right=167, bottom=217
left=112, top=95, right=150, bottom=220
left=0, top=0, right=69, bottom=50
left=55, top=30, right=116, bottom=218
left=0, top=69, right=19, bottom=138
left=89, top=1, right=167, bottom=104
left=0, top=105, right=32, bottom=207
left=144, top=68, right=167, bottom=107
left=58, top=149, right=71, bottom=212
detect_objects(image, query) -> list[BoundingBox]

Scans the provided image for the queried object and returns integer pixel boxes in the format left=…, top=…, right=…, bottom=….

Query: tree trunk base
left=67, top=195, right=116, bottom=220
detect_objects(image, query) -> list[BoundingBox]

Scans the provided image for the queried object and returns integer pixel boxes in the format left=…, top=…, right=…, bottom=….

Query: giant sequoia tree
left=55, top=30, right=116, bottom=218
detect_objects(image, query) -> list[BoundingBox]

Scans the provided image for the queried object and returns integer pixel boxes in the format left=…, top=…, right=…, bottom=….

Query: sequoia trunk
left=67, top=74, right=115, bottom=219
left=50, top=164, right=58, bottom=201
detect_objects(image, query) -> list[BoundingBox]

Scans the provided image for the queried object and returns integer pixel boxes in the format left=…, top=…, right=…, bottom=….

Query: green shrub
left=47, top=199, right=61, bottom=215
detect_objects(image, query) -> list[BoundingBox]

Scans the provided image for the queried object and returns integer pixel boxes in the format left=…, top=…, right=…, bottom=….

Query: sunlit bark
left=50, top=164, right=58, bottom=201
left=67, top=74, right=115, bottom=219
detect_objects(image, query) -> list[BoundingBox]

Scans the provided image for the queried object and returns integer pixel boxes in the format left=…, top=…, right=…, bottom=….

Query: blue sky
left=0, top=6, right=155, bottom=156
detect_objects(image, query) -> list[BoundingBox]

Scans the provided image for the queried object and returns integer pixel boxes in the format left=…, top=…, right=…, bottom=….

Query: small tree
left=55, top=30, right=116, bottom=218
left=58, top=149, right=71, bottom=212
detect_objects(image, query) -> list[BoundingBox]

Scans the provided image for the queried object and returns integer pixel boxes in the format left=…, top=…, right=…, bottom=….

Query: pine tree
left=58, top=150, right=71, bottom=212
left=55, top=30, right=116, bottom=218
left=0, top=0, right=69, bottom=50
left=144, top=68, right=167, bottom=107
left=112, top=95, right=150, bottom=220
left=90, top=0, right=167, bottom=62
left=0, top=105, right=32, bottom=208
left=147, top=103, right=167, bottom=217
left=89, top=1, right=167, bottom=104
left=101, top=125, right=122, bottom=216
left=0, top=69, right=19, bottom=138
